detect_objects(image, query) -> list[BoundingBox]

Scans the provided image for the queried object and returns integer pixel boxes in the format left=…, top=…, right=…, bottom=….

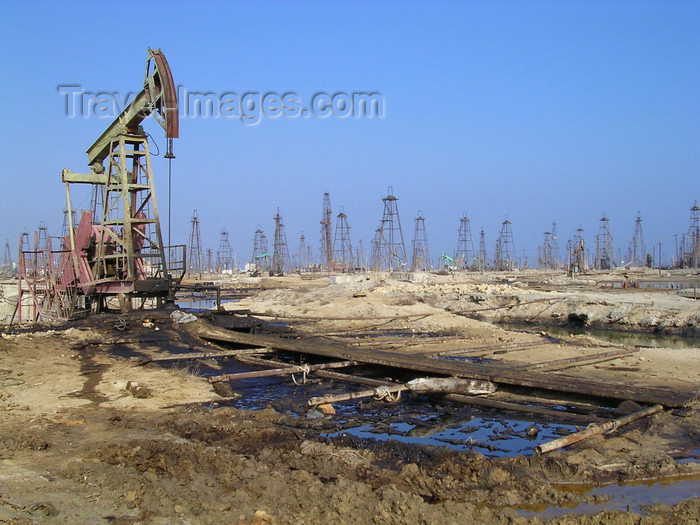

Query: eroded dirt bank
left=1, top=272, right=699, bottom=524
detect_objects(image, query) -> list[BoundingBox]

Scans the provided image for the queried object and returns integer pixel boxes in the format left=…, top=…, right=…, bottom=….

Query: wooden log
left=514, top=348, right=639, bottom=372
left=406, top=377, right=496, bottom=395
left=535, top=404, right=663, bottom=454
left=312, top=370, right=400, bottom=388
left=208, top=360, right=359, bottom=383
left=438, top=340, right=550, bottom=357
left=308, top=385, right=407, bottom=406
left=444, top=394, right=601, bottom=424
left=131, top=347, right=273, bottom=365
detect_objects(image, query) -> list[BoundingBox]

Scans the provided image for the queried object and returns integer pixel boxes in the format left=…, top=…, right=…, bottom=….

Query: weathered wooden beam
left=444, top=394, right=601, bottom=424
left=513, top=348, right=639, bottom=372
left=131, top=347, right=273, bottom=365
left=208, top=360, right=359, bottom=383
left=536, top=404, right=663, bottom=454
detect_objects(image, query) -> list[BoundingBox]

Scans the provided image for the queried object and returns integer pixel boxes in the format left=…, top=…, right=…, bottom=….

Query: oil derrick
left=478, top=228, right=487, bottom=271
left=630, top=212, right=646, bottom=267
left=376, top=187, right=408, bottom=271
left=595, top=213, right=614, bottom=270
left=454, top=213, right=475, bottom=270
left=681, top=201, right=700, bottom=269
left=332, top=207, right=353, bottom=272
left=252, top=226, right=270, bottom=273
left=411, top=211, right=431, bottom=272
left=539, top=230, right=553, bottom=269
left=356, top=239, right=365, bottom=270
left=569, top=226, right=586, bottom=274
left=495, top=217, right=517, bottom=271
left=37, top=222, right=49, bottom=252
left=216, top=228, right=233, bottom=272
left=298, top=232, right=307, bottom=271
left=370, top=226, right=382, bottom=271
left=272, top=209, right=291, bottom=276
left=205, top=249, right=213, bottom=273
left=551, top=222, right=560, bottom=269
left=187, top=210, right=203, bottom=276
left=319, top=192, right=333, bottom=271
left=3, top=240, right=11, bottom=267
left=61, top=208, right=76, bottom=249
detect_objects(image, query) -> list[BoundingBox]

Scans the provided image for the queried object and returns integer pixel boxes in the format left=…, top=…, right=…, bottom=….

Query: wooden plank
left=131, top=347, right=273, bottom=364
left=513, top=348, right=639, bottom=372
left=208, top=360, right=359, bottom=383
left=185, top=320, right=698, bottom=407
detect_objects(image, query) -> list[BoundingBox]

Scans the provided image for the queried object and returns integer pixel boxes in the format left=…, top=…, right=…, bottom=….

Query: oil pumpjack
left=16, top=49, right=184, bottom=322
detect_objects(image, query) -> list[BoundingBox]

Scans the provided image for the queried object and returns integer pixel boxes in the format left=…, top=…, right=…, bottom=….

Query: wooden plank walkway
left=185, top=320, right=699, bottom=408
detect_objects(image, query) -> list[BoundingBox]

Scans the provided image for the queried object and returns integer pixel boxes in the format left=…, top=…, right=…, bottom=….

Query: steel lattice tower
left=630, top=212, right=646, bottom=267
left=454, top=212, right=475, bottom=270
left=272, top=209, right=292, bottom=275
left=356, top=239, right=365, bottom=270
left=551, top=222, right=560, bottom=269
left=411, top=211, right=431, bottom=272
left=682, top=200, right=700, bottom=269
left=187, top=209, right=204, bottom=275
left=595, top=213, right=614, bottom=270
left=298, top=232, right=307, bottom=271
left=205, top=249, right=213, bottom=273
left=478, top=228, right=488, bottom=271
left=61, top=208, right=76, bottom=249
left=320, top=192, right=333, bottom=271
left=369, top=227, right=381, bottom=271
left=37, top=222, right=48, bottom=252
left=252, top=226, right=270, bottom=272
left=332, top=207, right=353, bottom=271
left=539, top=230, right=553, bottom=269
left=216, top=228, right=233, bottom=272
left=376, top=187, right=408, bottom=271
left=495, top=217, right=517, bottom=271
left=3, top=240, right=11, bottom=268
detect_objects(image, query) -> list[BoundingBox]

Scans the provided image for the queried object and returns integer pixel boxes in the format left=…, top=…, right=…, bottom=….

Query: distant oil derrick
left=629, top=212, right=646, bottom=267
left=478, top=228, right=488, bottom=271
left=187, top=209, right=203, bottom=275
left=595, top=213, right=614, bottom=270
left=680, top=200, right=699, bottom=269
left=297, top=232, right=308, bottom=271
left=454, top=213, right=475, bottom=270
left=495, top=217, right=517, bottom=271
left=252, top=226, right=270, bottom=273
left=356, top=239, right=365, bottom=270
left=332, top=207, right=353, bottom=272
left=320, top=192, right=333, bottom=271
left=567, top=226, right=586, bottom=275
left=551, top=222, right=560, bottom=269
left=370, top=226, right=382, bottom=271
left=272, top=209, right=292, bottom=275
left=216, top=228, right=233, bottom=272
left=205, top=249, right=213, bottom=273
left=3, top=240, right=11, bottom=268
left=411, top=211, right=431, bottom=272
left=37, top=221, right=48, bottom=252
left=539, top=230, right=553, bottom=269
left=61, top=208, right=76, bottom=249
left=375, top=186, right=408, bottom=271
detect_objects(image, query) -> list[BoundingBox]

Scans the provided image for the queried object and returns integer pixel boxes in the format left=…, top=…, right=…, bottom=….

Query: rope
left=115, top=316, right=127, bottom=331
left=291, top=364, right=310, bottom=385
left=373, top=386, right=402, bottom=403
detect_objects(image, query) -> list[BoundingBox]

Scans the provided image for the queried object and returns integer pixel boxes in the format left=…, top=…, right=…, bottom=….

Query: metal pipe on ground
left=535, top=404, right=663, bottom=454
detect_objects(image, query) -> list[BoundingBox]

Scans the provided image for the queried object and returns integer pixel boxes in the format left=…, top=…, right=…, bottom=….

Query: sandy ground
left=0, top=271, right=699, bottom=524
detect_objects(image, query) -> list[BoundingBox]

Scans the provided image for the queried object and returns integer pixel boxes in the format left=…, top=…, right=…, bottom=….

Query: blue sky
left=1, top=1, right=698, bottom=267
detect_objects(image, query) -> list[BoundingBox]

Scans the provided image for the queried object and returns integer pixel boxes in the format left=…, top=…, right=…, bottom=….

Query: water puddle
left=519, top=474, right=700, bottom=518
left=501, top=322, right=700, bottom=349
